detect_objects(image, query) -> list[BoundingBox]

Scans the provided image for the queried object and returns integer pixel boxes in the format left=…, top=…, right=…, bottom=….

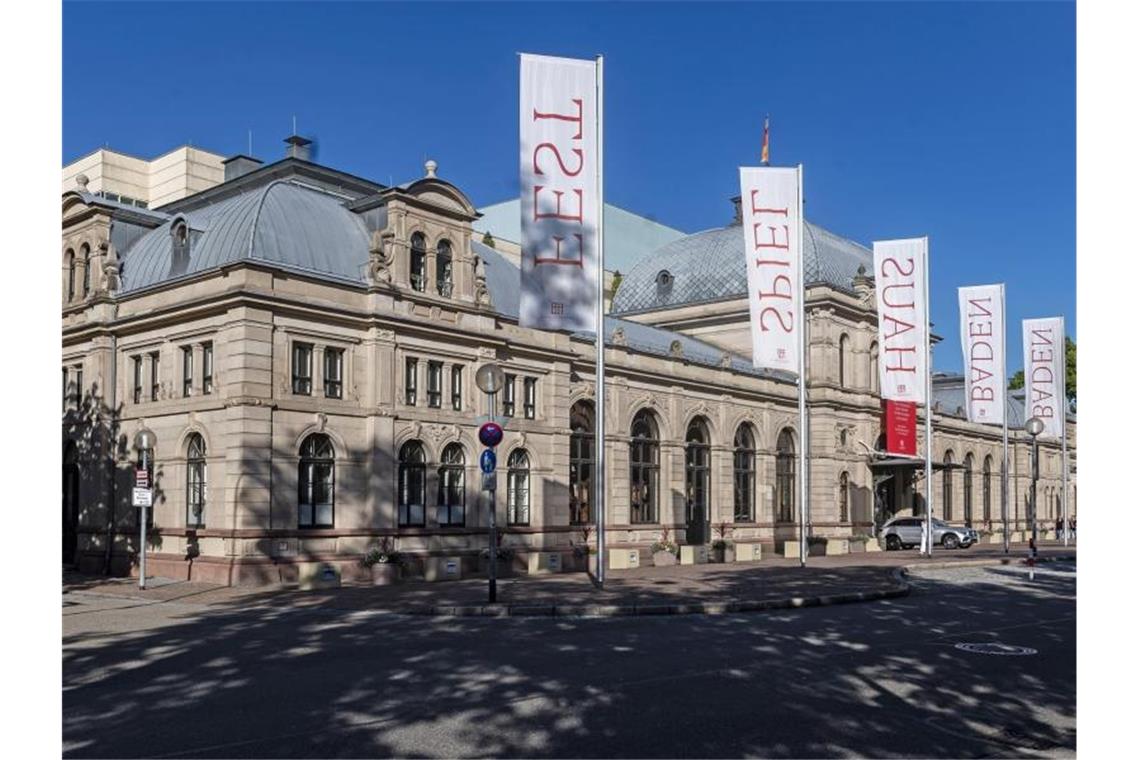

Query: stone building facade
left=61, top=148, right=1075, bottom=586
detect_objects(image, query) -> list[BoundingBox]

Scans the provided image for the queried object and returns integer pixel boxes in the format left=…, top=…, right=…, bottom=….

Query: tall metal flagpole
left=594, top=55, right=606, bottom=585
left=797, top=163, right=808, bottom=568
left=924, top=237, right=934, bottom=559
left=1001, top=284, right=1010, bottom=554
left=1061, top=316, right=1069, bottom=547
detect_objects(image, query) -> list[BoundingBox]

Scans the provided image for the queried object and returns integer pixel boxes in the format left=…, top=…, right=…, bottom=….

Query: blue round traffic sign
left=478, top=422, right=504, bottom=448
left=480, top=449, right=497, bottom=474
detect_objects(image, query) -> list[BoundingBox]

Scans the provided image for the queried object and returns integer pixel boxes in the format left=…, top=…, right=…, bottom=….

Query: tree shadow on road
left=62, top=565, right=1076, bottom=758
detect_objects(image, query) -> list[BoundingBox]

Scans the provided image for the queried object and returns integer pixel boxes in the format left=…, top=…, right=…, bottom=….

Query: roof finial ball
left=424, top=159, right=438, bottom=179
left=76, top=173, right=89, bottom=191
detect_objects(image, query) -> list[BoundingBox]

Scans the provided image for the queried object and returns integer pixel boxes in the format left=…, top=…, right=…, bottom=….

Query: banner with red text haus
left=958, top=284, right=1006, bottom=425
left=519, top=54, right=600, bottom=332
left=739, top=167, right=801, bottom=375
left=873, top=238, right=929, bottom=404
left=1022, top=317, right=1065, bottom=439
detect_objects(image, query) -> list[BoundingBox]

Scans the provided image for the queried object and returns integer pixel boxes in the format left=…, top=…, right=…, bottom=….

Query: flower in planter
left=650, top=527, right=679, bottom=556
left=360, top=537, right=404, bottom=568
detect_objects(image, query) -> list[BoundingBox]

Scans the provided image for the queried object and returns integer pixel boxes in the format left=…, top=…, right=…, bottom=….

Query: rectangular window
left=523, top=377, right=536, bottom=419
left=62, top=368, right=68, bottom=413
left=324, top=347, right=344, bottom=399
left=405, top=358, right=418, bottom=405
left=182, top=346, right=193, bottom=397
left=503, top=374, right=516, bottom=417
left=149, top=352, right=159, bottom=401
left=451, top=365, right=463, bottom=411
left=292, top=342, right=313, bottom=395
left=74, top=367, right=83, bottom=408
left=132, top=355, right=142, bottom=404
left=202, top=342, right=213, bottom=395
left=427, top=361, right=443, bottom=408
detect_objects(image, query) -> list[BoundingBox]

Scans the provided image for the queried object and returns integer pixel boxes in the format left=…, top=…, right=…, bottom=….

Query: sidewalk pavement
left=62, top=540, right=1076, bottom=618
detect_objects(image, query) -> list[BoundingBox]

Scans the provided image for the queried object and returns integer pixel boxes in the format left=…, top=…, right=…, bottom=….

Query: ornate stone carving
left=719, top=352, right=733, bottom=368
left=473, top=255, right=492, bottom=308
left=612, top=327, right=626, bottom=346
left=367, top=230, right=395, bottom=285
left=98, top=239, right=121, bottom=293
left=316, top=412, right=328, bottom=432
left=669, top=340, right=684, bottom=358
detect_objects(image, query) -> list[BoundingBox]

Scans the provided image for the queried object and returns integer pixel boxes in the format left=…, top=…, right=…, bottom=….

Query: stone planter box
left=735, top=543, right=763, bottom=562
left=370, top=563, right=400, bottom=586
left=526, top=551, right=563, bottom=575
left=864, top=538, right=882, bottom=552
left=425, top=556, right=463, bottom=582
left=680, top=545, right=708, bottom=565
left=825, top=539, right=849, bottom=556
left=713, top=545, right=735, bottom=563
left=653, top=550, right=678, bottom=567
left=570, top=551, right=591, bottom=572
left=609, top=548, right=640, bottom=570
left=848, top=540, right=867, bottom=554
left=299, top=561, right=342, bottom=590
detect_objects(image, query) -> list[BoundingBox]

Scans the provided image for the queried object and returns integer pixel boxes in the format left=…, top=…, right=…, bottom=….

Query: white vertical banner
left=1022, top=317, right=1066, bottom=439
left=873, top=238, right=929, bottom=403
left=519, top=53, right=599, bottom=332
left=739, top=166, right=801, bottom=374
left=958, top=284, right=1006, bottom=425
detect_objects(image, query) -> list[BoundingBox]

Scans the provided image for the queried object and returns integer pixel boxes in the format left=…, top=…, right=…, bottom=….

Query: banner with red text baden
left=958, top=284, right=1005, bottom=425
left=873, top=238, right=928, bottom=404
left=519, top=54, right=599, bottom=332
left=739, top=167, right=801, bottom=375
left=1021, top=317, right=1065, bottom=439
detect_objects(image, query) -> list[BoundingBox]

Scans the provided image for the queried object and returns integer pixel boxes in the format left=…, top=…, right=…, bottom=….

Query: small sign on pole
left=132, top=487, right=152, bottom=508
left=135, top=468, right=149, bottom=489
left=482, top=471, right=497, bottom=492
left=480, top=449, right=497, bottom=474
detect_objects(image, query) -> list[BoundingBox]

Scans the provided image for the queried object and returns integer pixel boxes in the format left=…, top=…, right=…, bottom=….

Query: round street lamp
left=475, top=363, right=505, bottom=395
left=1024, top=416, right=1045, bottom=438
left=133, top=426, right=157, bottom=455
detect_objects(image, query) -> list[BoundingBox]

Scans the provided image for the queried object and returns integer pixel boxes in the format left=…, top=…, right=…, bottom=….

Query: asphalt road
left=63, top=562, right=1076, bottom=758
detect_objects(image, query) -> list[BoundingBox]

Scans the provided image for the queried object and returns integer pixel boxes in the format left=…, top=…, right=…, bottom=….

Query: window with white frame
left=427, top=361, right=443, bottom=408
left=202, top=342, right=213, bottom=395
left=523, top=377, right=536, bottom=419
left=182, top=346, right=193, bottom=397
left=292, top=342, right=313, bottom=395
left=405, top=358, right=418, bottom=405
left=324, top=347, right=344, bottom=399
left=451, top=365, right=463, bottom=411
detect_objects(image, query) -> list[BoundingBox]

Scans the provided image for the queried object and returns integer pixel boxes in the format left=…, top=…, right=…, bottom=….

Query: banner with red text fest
left=1022, top=317, right=1065, bottom=439
left=519, top=54, right=599, bottom=332
left=873, top=238, right=928, bottom=404
left=739, top=167, right=801, bottom=375
left=958, top=284, right=1006, bottom=425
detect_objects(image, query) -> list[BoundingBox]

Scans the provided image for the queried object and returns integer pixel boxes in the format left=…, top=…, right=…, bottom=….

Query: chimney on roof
left=284, top=134, right=313, bottom=161
left=222, top=154, right=263, bottom=182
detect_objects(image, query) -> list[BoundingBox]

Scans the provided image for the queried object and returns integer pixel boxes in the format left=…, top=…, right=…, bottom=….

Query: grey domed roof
left=119, top=180, right=371, bottom=293
left=611, top=220, right=872, bottom=314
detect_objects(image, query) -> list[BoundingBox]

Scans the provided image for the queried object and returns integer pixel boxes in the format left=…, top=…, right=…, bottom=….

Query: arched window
left=186, top=433, right=206, bottom=528
left=983, top=455, right=993, bottom=524
left=776, top=428, right=796, bottom=522
left=398, top=440, right=426, bottom=526
left=66, top=249, right=76, bottom=302
left=298, top=434, right=335, bottom=528
left=942, top=450, right=955, bottom=521
left=436, top=239, right=453, bottom=297
left=629, top=409, right=659, bottom=524
left=838, top=333, right=850, bottom=388
left=437, top=443, right=465, bottom=526
left=410, top=232, right=427, bottom=291
left=963, top=453, right=975, bottom=527
left=685, top=417, right=711, bottom=527
left=733, top=423, right=756, bottom=522
left=81, top=244, right=92, bottom=298
left=869, top=341, right=879, bottom=394
left=507, top=449, right=531, bottom=526
left=839, top=471, right=850, bottom=523
left=569, top=400, right=594, bottom=525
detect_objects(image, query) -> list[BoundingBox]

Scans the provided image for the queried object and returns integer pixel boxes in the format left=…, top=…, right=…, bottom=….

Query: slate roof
left=611, top=220, right=873, bottom=314
left=118, top=180, right=371, bottom=293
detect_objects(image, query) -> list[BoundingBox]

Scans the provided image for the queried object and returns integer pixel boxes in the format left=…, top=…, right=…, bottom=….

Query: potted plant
left=712, top=522, right=735, bottom=563
left=360, top=538, right=403, bottom=585
left=650, top=528, right=679, bottom=567
left=571, top=525, right=595, bottom=572
left=807, top=534, right=829, bottom=557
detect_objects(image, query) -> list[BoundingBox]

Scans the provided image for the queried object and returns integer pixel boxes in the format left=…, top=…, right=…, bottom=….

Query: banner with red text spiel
left=519, top=54, right=599, bottom=332
left=1022, top=317, right=1065, bottom=439
left=739, top=167, right=801, bottom=374
left=873, top=238, right=928, bottom=404
left=958, top=284, right=1005, bottom=425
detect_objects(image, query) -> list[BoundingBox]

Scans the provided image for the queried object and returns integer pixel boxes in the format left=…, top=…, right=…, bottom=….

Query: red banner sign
left=883, top=400, right=917, bottom=456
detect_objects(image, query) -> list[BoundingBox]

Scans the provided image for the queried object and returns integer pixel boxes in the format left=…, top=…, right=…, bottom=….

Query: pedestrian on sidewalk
left=1055, top=517, right=1063, bottom=540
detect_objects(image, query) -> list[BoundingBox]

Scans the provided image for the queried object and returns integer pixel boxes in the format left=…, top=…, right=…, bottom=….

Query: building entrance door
left=873, top=473, right=896, bottom=534
left=63, top=443, right=79, bottom=565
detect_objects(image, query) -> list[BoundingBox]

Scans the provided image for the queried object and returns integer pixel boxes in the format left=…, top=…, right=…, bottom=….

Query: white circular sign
left=954, top=642, right=1038, bottom=656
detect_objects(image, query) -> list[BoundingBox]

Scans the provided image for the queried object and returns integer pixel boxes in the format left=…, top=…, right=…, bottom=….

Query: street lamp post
left=1024, top=416, right=1045, bottom=550
left=133, top=426, right=157, bottom=590
left=475, top=363, right=506, bottom=604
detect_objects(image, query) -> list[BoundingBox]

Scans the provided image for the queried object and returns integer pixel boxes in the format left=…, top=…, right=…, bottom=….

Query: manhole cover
left=954, top=642, right=1038, bottom=656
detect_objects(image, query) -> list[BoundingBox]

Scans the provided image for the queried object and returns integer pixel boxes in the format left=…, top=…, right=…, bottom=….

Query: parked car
left=880, top=516, right=979, bottom=550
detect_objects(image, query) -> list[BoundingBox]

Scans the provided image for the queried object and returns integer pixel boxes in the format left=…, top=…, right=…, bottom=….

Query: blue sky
left=63, top=1, right=1074, bottom=374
